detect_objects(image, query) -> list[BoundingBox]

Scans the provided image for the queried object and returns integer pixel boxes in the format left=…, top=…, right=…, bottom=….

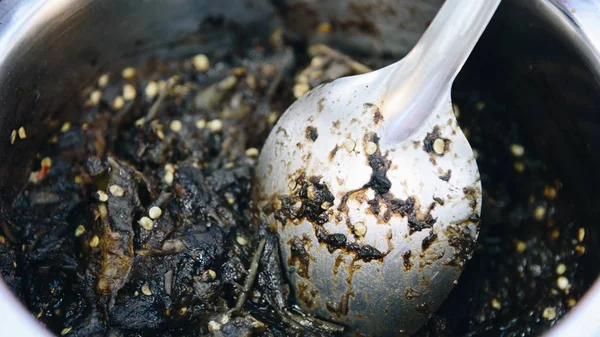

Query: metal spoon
left=253, top=1, right=500, bottom=335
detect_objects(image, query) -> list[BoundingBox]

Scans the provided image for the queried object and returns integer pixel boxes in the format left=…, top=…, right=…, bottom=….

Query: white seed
left=123, top=84, right=137, bottom=101
left=170, top=120, right=183, bottom=133
left=220, top=314, right=230, bottom=325
left=433, top=138, right=446, bottom=155
left=193, top=54, right=210, bottom=72
left=208, top=119, right=223, bottom=132
left=121, top=67, right=136, bottom=79
left=343, top=138, right=356, bottom=152
left=475, top=101, right=486, bottom=111
left=353, top=222, right=367, bottom=236
left=112, top=96, right=125, bottom=110
left=18, top=126, right=27, bottom=139
left=164, top=163, right=175, bottom=172
left=89, top=235, right=100, bottom=248
left=108, top=184, right=125, bottom=197
left=578, top=228, right=585, bottom=242
left=75, top=225, right=86, bottom=237
left=96, top=190, right=109, bottom=202
left=135, top=117, right=145, bottom=127
left=225, top=192, right=235, bottom=205
left=556, top=263, right=566, bottom=275
left=542, top=307, right=557, bottom=320
left=163, top=170, right=174, bottom=185
left=245, top=147, right=259, bottom=157
left=141, top=284, right=152, bottom=296
left=510, top=144, right=525, bottom=157
left=149, top=206, right=162, bottom=219
left=145, top=81, right=159, bottom=99
left=533, top=206, right=546, bottom=221
left=138, top=216, right=154, bottom=231
left=89, top=90, right=102, bottom=105
left=10, top=130, right=16, bottom=145
left=61, top=327, right=73, bottom=336
left=98, top=74, right=109, bottom=88
left=293, top=83, right=310, bottom=99
left=557, top=276, right=570, bottom=290
left=306, top=186, right=316, bottom=200
left=236, top=236, right=248, bottom=246
left=321, top=201, right=331, bottom=210
left=491, top=298, right=501, bottom=310
left=195, top=119, right=206, bottom=129
left=208, top=321, right=222, bottom=331
left=366, top=141, right=378, bottom=155
left=61, top=122, right=71, bottom=133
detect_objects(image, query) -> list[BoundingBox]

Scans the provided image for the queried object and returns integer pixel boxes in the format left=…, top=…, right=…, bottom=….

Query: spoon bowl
left=253, top=1, right=500, bottom=335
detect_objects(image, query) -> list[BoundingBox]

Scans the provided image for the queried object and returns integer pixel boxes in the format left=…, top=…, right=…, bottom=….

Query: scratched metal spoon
left=253, top=1, right=500, bottom=335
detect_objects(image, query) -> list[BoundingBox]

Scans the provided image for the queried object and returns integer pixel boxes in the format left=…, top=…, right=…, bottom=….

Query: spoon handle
left=381, top=0, right=501, bottom=143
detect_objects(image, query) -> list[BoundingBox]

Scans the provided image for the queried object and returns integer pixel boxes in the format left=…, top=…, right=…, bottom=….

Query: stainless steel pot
left=0, top=0, right=598, bottom=336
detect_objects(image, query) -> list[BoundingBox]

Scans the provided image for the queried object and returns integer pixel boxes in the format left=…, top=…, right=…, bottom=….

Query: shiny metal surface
left=0, top=0, right=598, bottom=336
left=254, top=1, right=497, bottom=335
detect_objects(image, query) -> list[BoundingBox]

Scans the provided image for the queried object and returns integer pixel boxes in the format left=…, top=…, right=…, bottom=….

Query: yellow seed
left=113, top=96, right=125, bottom=110
left=134, top=117, right=145, bottom=127
left=89, top=235, right=100, bottom=248
left=82, top=123, right=89, bottom=130
left=108, top=184, right=125, bottom=197
left=156, top=129, right=165, bottom=140
left=366, top=141, right=378, bottom=155
left=568, top=298, right=577, bottom=307
left=533, top=206, right=546, bottom=221
left=122, top=67, right=136, bottom=79
left=543, top=185, right=557, bottom=199
left=513, top=161, right=525, bottom=173
left=179, top=307, right=188, bottom=315
left=491, top=298, right=501, bottom=310
left=267, top=112, right=278, bottom=124
left=74, top=175, right=83, bottom=184
left=316, top=22, right=333, bottom=34
left=144, top=81, right=159, bottom=99
left=193, top=54, right=210, bottom=72
left=123, top=84, right=137, bottom=101
left=321, top=201, right=331, bottom=210
left=170, top=120, right=183, bottom=133
left=273, top=198, right=282, bottom=210
left=61, top=327, right=73, bottom=336
left=575, top=245, right=585, bottom=255
left=515, top=240, right=526, bottom=253
left=149, top=206, right=162, bottom=219
left=245, top=147, right=259, bottom=157
left=510, top=144, right=525, bottom=157
left=138, top=216, right=154, bottom=231
left=475, top=101, right=486, bottom=111
left=61, top=122, right=71, bottom=133
left=203, top=269, right=217, bottom=281
left=41, top=157, right=52, bottom=168
left=18, top=126, right=27, bottom=139
left=75, top=225, right=86, bottom=237
left=236, top=236, right=248, bottom=245
left=208, top=119, right=223, bottom=132
left=224, top=162, right=234, bottom=168
left=353, top=222, right=367, bottom=236
left=195, top=119, right=206, bottom=129
left=433, top=138, right=446, bottom=155
left=98, top=74, right=109, bottom=88
left=556, top=263, right=567, bottom=275
left=293, top=83, right=310, bottom=99
left=557, top=276, right=570, bottom=290
left=96, top=190, right=109, bottom=202
left=453, top=104, right=460, bottom=118
left=164, top=163, right=175, bottom=172
left=578, top=228, right=585, bottom=242
left=343, top=138, right=356, bottom=152
left=163, top=170, right=174, bottom=185
left=141, top=284, right=152, bottom=296
left=10, top=130, right=17, bottom=145
left=225, top=192, right=235, bottom=205
left=551, top=230, right=560, bottom=240
left=89, top=90, right=102, bottom=105
left=307, top=186, right=316, bottom=200
left=542, top=307, right=557, bottom=320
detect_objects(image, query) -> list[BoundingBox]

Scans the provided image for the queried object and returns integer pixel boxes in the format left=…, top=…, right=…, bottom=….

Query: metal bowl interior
left=0, top=0, right=598, bottom=336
